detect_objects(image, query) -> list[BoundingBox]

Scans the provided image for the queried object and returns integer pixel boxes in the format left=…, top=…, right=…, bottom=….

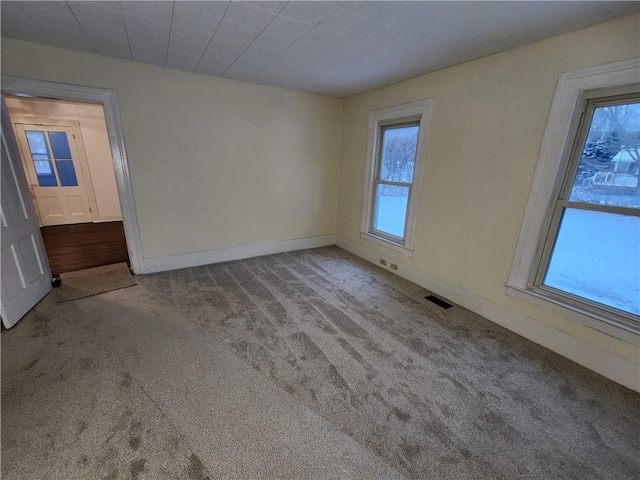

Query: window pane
left=373, top=184, right=409, bottom=238
left=33, top=159, right=57, bottom=187
left=569, top=101, right=640, bottom=209
left=25, top=131, right=50, bottom=160
left=34, top=160, right=53, bottom=175
left=379, top=125, right=419, bottom=183
left=36, top=171, right=57, bottom=187
left=544, top=208, right=639, bottom=316
left=55, top=160, right=78, bottom=186
left=48, top=131, right=72, bottom=159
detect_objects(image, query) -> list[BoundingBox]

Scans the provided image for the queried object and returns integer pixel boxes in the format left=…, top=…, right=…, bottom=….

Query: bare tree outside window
left=373, top=124, right=419, bottom=238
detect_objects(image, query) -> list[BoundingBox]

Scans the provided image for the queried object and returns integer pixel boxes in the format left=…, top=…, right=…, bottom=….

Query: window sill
left=360, top=232, right=413, bottom=256
left=505, top=284, right=639, bottom=345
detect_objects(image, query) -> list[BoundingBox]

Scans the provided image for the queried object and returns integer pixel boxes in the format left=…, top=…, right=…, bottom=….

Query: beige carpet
left=1, top=267, right=405, bottom=479
left=2, top=247, right=639, bottom=479
left=139, top=246, right=640, bottom=480
left=56, top=262, right=136, bottom=303
left=1, top=293, right=212, bottom=480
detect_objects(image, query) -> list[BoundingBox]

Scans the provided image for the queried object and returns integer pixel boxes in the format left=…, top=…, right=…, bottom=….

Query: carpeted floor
left=1, top=293, right=212, bottom=480
left=2, top=246, right=639, bottom=479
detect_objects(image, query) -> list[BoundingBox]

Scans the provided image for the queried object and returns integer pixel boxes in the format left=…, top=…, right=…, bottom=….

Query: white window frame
left=506, top=58, right=640, bottom=344
left=361, top=100, right=431, bottom=255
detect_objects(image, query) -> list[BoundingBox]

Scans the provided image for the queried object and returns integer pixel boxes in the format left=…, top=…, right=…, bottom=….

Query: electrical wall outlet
left=390, top=263, right=398, bottom=270
left=380, top=258, right=387, bottom=266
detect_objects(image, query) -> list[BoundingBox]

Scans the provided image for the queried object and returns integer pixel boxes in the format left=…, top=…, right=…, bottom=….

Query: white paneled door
left=14, top=123, right=92, bottom=226
left=1, top=100, right=52, bottom=328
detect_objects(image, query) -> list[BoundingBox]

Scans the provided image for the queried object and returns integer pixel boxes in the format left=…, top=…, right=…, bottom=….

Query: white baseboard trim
left=143, top=234, right=336, bottom=274
left=335, top=235, right=640, bottom=392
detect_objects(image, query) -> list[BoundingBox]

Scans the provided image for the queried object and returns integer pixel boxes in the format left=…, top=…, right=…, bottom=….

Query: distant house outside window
left=361, top=100, right=431, bottom=254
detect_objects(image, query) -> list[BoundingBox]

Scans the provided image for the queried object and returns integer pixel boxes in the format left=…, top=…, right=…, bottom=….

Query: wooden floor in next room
left=40, top=221, right=129, bottom=277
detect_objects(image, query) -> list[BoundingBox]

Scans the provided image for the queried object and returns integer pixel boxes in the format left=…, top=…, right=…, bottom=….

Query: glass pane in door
left=25, top=131, right=57, bottom=187
left=48, top=131, right=72, bottom=159
left=48, top=132, right=78, bottom=186
left=55, top=161, right=78, bottom=186
left=25, top=131, right=50, bottom=160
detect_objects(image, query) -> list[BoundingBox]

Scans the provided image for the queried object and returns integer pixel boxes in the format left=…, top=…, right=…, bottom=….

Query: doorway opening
left=5, top=95, right=129, bottom=276
left=1, top=76, right=143, bottom=275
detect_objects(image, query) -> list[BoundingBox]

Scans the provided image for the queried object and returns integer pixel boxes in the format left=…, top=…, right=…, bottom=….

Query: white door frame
left=2, top=75, right=143, bottom=274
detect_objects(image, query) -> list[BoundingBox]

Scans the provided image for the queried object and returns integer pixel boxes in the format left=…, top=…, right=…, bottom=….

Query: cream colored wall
left=1, top=38, right=341, bottom=259
left=2, top=16, right=638, bottom=385
left=5, top=96, right=122, bottom=222
left=337, top=16, right=640, bottom=371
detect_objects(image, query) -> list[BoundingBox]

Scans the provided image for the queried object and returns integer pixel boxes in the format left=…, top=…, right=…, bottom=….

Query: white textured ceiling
left=2, top=1, right=638, bottom=98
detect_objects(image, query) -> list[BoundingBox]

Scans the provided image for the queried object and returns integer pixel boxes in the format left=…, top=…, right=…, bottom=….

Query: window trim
left=361, top=100, right=432, bottom=254
left=506, top=58, right=640, bottom=344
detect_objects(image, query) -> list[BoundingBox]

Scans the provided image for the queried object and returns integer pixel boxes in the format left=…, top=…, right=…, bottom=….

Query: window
left=25, top=130, right=78, bottom=187
left=507, top=59, right=640, bottom=343
left=537, top=90, right=639, bottom=316
left=361, top=100, right=431, bottom=254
